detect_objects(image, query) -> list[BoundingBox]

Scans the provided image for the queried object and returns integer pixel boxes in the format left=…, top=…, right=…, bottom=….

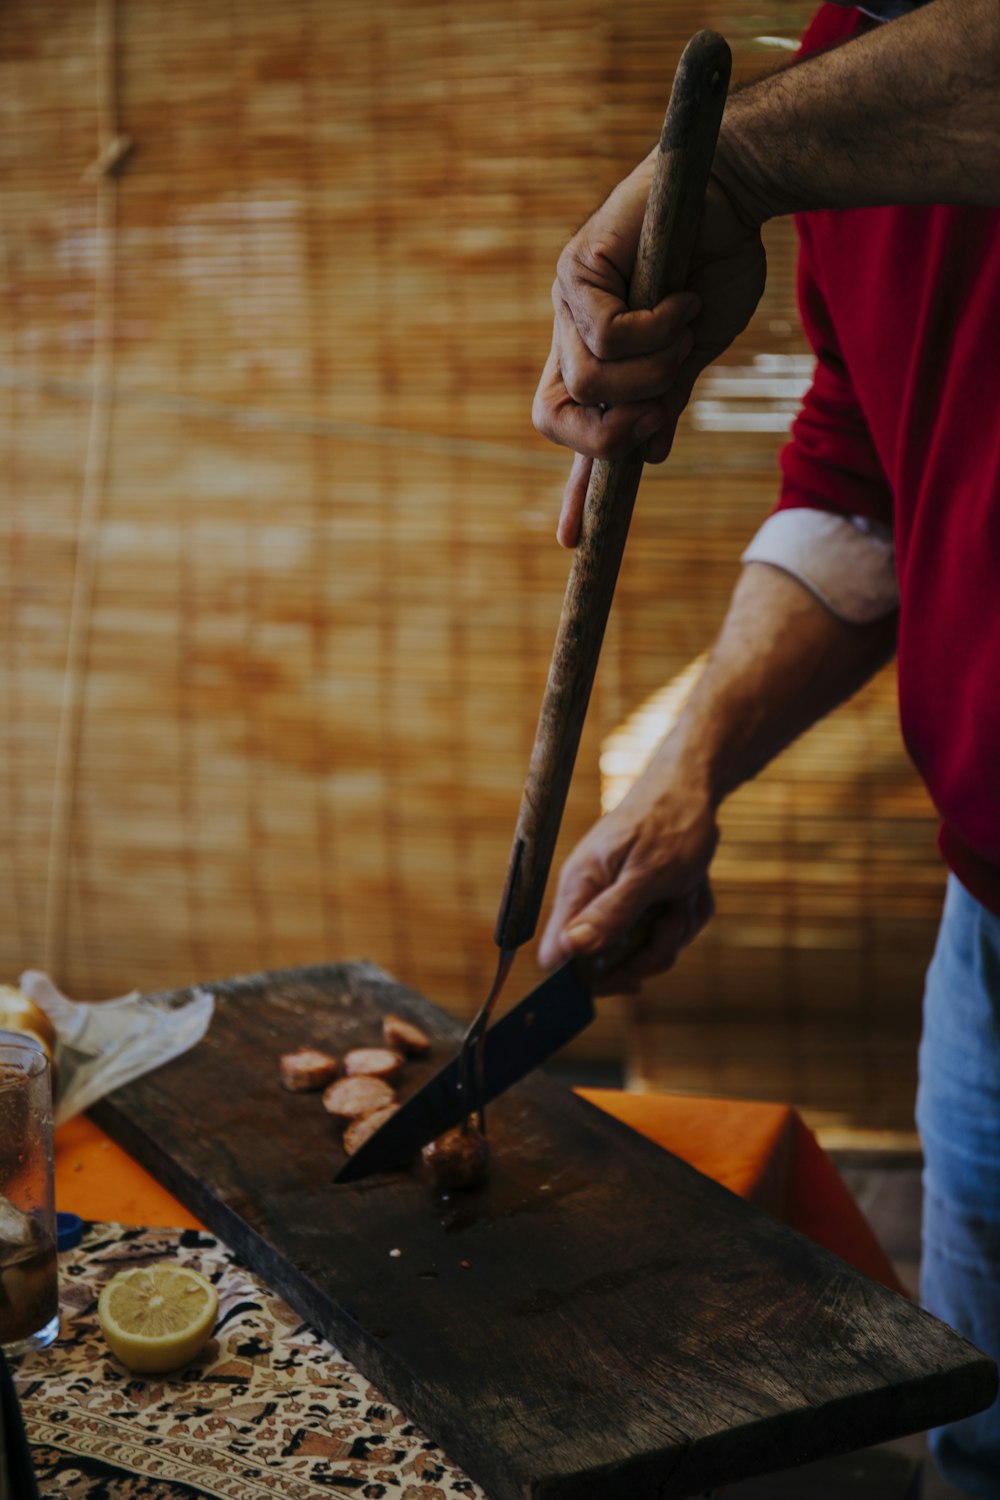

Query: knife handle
left=494, top=29, right=732, bottom=953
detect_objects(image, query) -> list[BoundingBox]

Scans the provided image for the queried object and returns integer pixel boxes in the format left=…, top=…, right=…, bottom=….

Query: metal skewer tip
left=458, top=946, right=517, bottom=1135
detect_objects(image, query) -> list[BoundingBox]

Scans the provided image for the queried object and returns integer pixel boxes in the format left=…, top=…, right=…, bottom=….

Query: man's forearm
left=652, top=562, right=898, bottom=808
left=716, top=0, right=1000, bottom=220
left=538, top=562, right=897, bottom=974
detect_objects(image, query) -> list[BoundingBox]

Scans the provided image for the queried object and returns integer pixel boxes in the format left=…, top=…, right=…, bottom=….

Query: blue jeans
left=917, top=875, right=1000, bottom=1497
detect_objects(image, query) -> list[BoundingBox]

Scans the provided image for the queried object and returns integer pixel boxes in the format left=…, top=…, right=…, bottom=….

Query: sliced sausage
left=279, top=1047, right=339, bottom=1093
left=343, top=1046, right=405, bottom=1082
left=343, top=1104, right=399, bottom=1157
left=422, top=1123, right=489, bottom=1191
left=322, top=1074, right=396, bottom=1121
left=382, top=1013, right=431, bottom=1057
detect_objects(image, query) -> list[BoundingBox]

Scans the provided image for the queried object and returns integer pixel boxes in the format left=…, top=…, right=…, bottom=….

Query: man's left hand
left=533, top=152, right=767, bottom=548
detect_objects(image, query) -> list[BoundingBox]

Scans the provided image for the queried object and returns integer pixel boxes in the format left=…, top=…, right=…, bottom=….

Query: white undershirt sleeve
left=740, top=509, right=899, bottom=625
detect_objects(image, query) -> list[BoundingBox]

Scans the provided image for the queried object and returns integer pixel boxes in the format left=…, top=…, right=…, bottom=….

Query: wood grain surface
left=91, top=965, right=996, bottom=1500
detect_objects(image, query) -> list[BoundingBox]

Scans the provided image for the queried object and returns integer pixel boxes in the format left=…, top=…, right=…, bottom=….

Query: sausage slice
left=382, top=1013, right=431, bottom=1057
left=322, top=1074, right=396, bottom=1121
left=422, top=1123, right=489, bottom=1191
left=343, top=1104, right=399, bottom=1156
left=343, top=1046, right=405, bottom=1082
left=279, top=1047, right=339, bottom=1093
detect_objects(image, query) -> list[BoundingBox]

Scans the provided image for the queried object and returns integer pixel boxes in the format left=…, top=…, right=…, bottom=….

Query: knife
left=333, top=958, right=595, bottom=1183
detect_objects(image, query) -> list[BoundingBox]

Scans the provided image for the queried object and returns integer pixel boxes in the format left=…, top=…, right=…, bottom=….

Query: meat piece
left=343, top=1104, right=399, bottom=1156
left=343, top=1046, right=405, bottom=1082
left=382, top=1013, right=431, bottom=1057
left=279, top=1047, right=339, bottom=1093
left=421, top=1123, right=490, bottom=1191
left=322, top=1074, right=396, bottom=1121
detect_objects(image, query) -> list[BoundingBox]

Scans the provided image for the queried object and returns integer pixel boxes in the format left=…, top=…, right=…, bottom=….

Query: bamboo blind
left=0, top=0, right=942, bottom=1133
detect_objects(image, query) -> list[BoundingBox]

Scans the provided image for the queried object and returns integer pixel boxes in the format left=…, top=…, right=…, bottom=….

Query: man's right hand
left=536, top=556, right=902, bottom=996
left=537, top=760, right=720, bottom=995
left=532, top=148, right=767, bottom=548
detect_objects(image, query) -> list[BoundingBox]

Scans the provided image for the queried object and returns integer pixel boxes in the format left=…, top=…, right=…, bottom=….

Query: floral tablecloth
left=13, top=1221, right=486, bottom=1500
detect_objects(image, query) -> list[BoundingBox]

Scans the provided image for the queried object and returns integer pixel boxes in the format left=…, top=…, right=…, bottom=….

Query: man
left=531, top=2, right=1000, bottom=1493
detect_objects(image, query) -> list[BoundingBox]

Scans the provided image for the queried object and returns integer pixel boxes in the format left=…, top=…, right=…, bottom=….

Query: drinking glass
left=0, top=1038, right=59, bottom=1356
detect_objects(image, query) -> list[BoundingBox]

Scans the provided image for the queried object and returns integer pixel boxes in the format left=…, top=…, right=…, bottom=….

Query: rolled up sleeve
left=742, top=509, right=899, bottom=624
left=746, top=217, right=899, bottom=625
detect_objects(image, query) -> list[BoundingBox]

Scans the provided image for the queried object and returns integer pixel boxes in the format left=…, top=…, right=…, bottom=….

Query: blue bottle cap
left=56, top=1211, right=83, bottom=1251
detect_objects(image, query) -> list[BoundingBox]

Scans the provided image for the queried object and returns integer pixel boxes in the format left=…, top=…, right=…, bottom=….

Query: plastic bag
left=17, top=971, right=214, bottom=1127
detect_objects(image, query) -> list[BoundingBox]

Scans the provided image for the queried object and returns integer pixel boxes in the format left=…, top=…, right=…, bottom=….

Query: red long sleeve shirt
left=776, top=4, right=1000, bottom=913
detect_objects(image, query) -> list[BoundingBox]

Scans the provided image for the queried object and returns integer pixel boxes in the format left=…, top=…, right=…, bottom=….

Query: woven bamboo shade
left=0, top=0, right=941, bottom=1133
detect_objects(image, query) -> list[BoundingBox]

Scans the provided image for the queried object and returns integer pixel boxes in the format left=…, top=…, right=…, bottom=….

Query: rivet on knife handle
left=494, top=30, right=733, bottom=953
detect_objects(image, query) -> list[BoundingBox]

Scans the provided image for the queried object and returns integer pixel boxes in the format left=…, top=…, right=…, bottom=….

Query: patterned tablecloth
left=13, top=1221, right=487, bottom=1500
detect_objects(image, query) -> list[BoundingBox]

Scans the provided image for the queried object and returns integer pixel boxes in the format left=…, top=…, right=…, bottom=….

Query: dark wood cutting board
left=89, top=964, right=996, bottom=1500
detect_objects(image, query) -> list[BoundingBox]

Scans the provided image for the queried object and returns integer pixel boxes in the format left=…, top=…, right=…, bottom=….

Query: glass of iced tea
left=0, top=1037, right=59, bottom=1356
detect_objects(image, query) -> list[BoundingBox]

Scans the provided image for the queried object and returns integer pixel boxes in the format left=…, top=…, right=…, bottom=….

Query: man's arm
left=534, top=0, right=1000, bottom=509
left=719, top=0, right=1000, bottom=222
left=537, top=562, right=898, bottom=989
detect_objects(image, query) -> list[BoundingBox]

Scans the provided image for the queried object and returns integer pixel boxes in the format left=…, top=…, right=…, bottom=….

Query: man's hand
left=533, top=154, right=766, bottom=547
left=534, top=0, right=1000, bottom=548
left=536, top=562, right=900, bottom=995
left=537, top=760, right=719, bottom=995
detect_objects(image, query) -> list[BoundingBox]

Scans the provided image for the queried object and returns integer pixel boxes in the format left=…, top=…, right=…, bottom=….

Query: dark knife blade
left=333, top=959, right=595, bottom=1183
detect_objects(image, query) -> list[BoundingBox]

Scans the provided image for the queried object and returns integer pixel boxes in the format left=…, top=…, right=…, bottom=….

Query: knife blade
left=333, top=958, right=595, bottom=1184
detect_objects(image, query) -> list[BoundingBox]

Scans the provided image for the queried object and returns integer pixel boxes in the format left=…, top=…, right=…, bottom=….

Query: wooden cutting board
left=90, top=964, right=996, bottom=1500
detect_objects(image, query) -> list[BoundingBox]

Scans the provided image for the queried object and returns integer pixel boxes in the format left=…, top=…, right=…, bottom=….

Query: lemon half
left=98, top=1263, right=219, bottom=1374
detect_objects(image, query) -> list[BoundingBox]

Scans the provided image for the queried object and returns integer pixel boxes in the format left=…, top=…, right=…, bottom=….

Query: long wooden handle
left=494, top=29, right=732, bottom=953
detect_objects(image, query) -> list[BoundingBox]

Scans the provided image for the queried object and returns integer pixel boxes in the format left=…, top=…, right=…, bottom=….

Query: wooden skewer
left=460, top=30, right=733, bottom=1133
left=495, top=29, right=733, bottom=956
